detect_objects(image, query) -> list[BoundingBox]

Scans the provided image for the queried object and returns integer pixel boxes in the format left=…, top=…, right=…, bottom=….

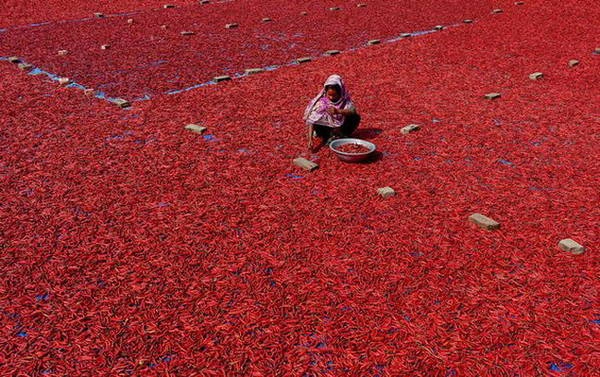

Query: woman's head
left=325, top=84, right=341, bottom=102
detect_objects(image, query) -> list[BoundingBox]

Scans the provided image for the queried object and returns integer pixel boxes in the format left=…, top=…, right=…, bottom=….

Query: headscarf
left=303, top=74, right=354, bottom=128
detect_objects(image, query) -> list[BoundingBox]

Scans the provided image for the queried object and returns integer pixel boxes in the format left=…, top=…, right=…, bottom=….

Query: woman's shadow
left=352, top=128, right=383, bottom=140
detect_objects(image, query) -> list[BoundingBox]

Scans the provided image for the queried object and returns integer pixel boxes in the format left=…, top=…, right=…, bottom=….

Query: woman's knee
left=342, top=113, right=360, bottom=135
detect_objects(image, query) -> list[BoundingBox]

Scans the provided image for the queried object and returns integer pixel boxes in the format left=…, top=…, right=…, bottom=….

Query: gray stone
left=225, top=23, right=238, bottom=29
left=367, top=39, right=381, bottom=45
left=8, top=56, right=21, bottom=63
left=401, top=124, right=421, bottom=134
left=296, top=57, right=312, bottom=64
left=463, top=19, right=474, bottom=23
left=558, top=239, right=585, bottom=255
left=180, top=31, right=195, bottom=36
left=468, top=213, right=500, bottom=230
left=214, top=75, right=231, bottom=82
left=324, top=50, right=341, bottom=56
left=400, top=33, right=412, bottom=38
left=529, top=72, right=543, bottom=80
left=185, top=124, right=207, bottom=134
left=18, top=63, right=33, bottom=71
left=58, top=77, right=71, bottom=85
left=485, top=92, right=501, bottom=100
left=245, top=68, right=264, bottom=75
left=293, top=158, right=318, bottom=171
left=377, top=187, right=396, bottom=198
left=163, top=4, right=175, bottom=8
left=568, top=59, right=579, bottom=67
left=114, top=98, right=131, bottom=108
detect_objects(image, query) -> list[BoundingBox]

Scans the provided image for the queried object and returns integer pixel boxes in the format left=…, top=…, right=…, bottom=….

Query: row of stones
left=80, top=3, right=374, bottom=85
left=482, top=55, right=594, bottom=101
left=79, top=1, right=522, bottom=73
left=5, top=56, right=131, bottom=108
left=90, top=0, right=213, bottom=19
left=291, top=155, right=587, bottom=255
left=204, top=2, right=540, bottom=84
left=211, top=24, right=450, bottom=83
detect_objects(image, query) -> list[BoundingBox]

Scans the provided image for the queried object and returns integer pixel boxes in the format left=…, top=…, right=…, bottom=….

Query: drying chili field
left=1, top=0, right=598, bottom=376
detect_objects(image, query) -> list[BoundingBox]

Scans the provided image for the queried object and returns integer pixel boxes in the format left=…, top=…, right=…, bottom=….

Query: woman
left=303, top=74, right=360, bottom=150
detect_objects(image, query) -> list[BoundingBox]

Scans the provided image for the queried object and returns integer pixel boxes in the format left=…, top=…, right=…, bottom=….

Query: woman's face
left=326, top=86, right=341, bottom=102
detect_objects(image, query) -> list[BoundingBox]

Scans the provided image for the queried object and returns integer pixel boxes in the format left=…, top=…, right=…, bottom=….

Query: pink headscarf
left=303, top=74, right=354, bottom=128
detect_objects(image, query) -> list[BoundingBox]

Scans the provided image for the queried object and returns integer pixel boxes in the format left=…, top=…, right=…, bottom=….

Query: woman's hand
left=326, top=107, right=339, bottom=115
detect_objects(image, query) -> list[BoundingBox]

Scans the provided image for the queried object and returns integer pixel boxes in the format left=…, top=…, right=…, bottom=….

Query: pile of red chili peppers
left=0, top=0, right=598, bottom=375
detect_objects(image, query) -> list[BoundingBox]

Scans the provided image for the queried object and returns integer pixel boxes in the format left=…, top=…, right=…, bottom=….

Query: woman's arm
left=307, top=123, right=314, bottom=150
left=329, top=106, right=357, bottom=116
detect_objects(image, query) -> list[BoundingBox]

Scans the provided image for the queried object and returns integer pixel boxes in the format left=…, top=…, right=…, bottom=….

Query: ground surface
left=1, top=0, right=599, bottom=376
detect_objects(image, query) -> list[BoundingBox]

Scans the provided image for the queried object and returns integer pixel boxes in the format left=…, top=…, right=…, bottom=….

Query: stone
left=163, top=4, right=175, bottom=8
left=84, top=89, right=96, bottom=96
left=529, top=72, right=543, bottom=80
left=225, top=23, right=238, bottom=29
left=484, top=92, right=501, bottom=100
left=329, top=7, right=340, bottom=11
left=468, top=213, right=500, bottom=230
left=377, top=187, right=396, bottom=198
left=293, top=157, right=318, bottom=172
left=492, top=9, right=503, bottom=14
left=113, top=98, right=131, bottom=108
left=180, top=31, right=195, bottom=36
left=367, top=39, right=381, bottom=45
left=515, top=1, right=525, bottom=5
left=58, top=50, right=69, bottom=56
left=296, top=57, right=312, bottom=64
left=245, top=68, right=264, bottom=75
left=18, top=63, right=33, bottom=71
left=401, top=124, right=421, bottom=134
left=324, top=50, right=341, bottom=56
left=161, top=25, right=168, bottom=30
left=262, top=18, right=272, bottom=22
left=400, top=33, right=412, bottom=38
left=594, top=47, right=600, bottom=55
left=199, top=0, right=210, bottom=3
left=213, top=75, right=231, bottom=82
left=101, top=44, right=111, bottom=50
left=58, top=77, right=71, bottom=85
left=463, top=19, right=474, bottom=23
left=94, top=12, right=105, bottom=18
left=357, top=3, right=367, bottom=7
left=568, top=59, right=579, bottom=67
left=185, top=124, right=207, bottom=134
left=127, top=18, right=134, bottom=24
left=434, top=25, right=444, bottom=30
left=8, top=56, right=21, bottom=63
left=558, top=239, right=585, bottom=255
left=300, top=11, right=308, bottom=16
